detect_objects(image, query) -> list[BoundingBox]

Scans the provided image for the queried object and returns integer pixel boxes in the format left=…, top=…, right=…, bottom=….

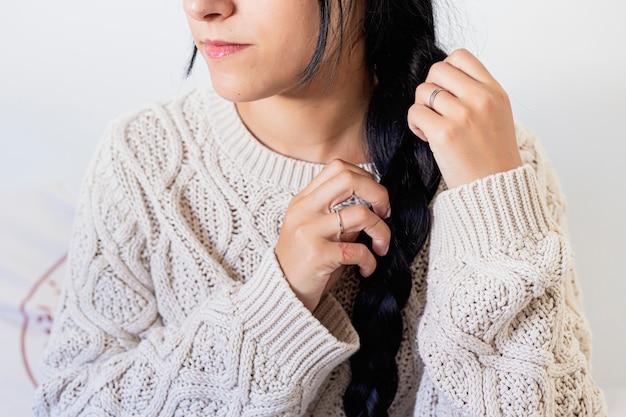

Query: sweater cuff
left=431, top=165, right=555, bottom=258
left=237, top=249, right=359, bottom=382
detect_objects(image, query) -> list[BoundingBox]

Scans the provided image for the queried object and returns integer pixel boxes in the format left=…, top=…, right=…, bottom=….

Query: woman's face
left=184, top=0, right=368, bottom=103
left=184, top=0, right=326, bottom=102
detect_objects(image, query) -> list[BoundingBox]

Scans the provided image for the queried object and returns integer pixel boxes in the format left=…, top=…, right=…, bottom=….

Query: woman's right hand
left=275, top=160, right=392, bottom=312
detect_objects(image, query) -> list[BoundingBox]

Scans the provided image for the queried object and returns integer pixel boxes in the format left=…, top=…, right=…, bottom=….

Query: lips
left=204, top=40, right=250, bottom=59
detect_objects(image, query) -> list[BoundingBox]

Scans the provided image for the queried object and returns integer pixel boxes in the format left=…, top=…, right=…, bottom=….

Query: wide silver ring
left=428, top=87, right=445, bottom=109
left=331, top=205, right=344, bottom=235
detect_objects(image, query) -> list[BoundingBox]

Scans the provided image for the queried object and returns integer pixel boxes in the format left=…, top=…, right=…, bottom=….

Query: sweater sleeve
left=415, top=125, right=607, bottom=416
left=33, top=122, right=359, bottom=417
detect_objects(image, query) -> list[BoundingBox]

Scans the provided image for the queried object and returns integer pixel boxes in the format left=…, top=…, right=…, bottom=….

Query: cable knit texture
left=33, top=88, right=606, bottom=416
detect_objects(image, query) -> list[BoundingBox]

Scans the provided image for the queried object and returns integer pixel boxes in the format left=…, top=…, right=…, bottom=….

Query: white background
left=1, top=0, right=624, bottom=412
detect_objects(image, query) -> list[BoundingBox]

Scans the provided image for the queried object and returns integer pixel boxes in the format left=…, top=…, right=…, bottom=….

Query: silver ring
left=331, top=205, right=344, bottom=235
left=428, top=87, right=445, bottom=109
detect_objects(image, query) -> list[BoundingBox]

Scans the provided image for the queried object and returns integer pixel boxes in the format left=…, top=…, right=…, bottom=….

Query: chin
left=206, top=62, right=305, bottom=104
left=205, top=66, right=263, bottom=103
left=210, top=81, right=266, bottom=104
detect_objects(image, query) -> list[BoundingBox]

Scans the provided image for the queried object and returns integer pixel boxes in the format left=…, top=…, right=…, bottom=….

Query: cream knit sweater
left=34, top=88, right=606, bottom=416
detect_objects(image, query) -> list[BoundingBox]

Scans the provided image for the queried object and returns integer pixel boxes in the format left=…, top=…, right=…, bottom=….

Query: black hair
left=185, top=47, right=198, bottom=78
left=185, top=1, right=445, bottom=414
left=304, top=1, right=446, bottom=416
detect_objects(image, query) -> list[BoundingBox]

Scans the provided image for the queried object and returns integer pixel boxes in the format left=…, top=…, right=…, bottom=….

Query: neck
left=236, top=63, right=374, bottom=165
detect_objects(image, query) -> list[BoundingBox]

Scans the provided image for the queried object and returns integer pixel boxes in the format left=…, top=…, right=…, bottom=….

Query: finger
left=326, top=204, right=391, bottom=256
left=415, top=82, right=459, bottom=115
left=425, top=61, right=486, bottom=102
left=407, top=100, right=445, bottom=142
left=298, top=159, right=375, bottom=198
left=410, top=125, right=428, bottom=142
left=326, top=241, right=378, bottom=277
left=309, top=169, right=391, bottom=218
left=443, top=48, right=494, bottom=85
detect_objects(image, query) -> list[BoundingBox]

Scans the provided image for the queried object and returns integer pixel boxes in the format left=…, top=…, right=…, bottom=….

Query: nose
left=183, top=0, right=235, bottom=21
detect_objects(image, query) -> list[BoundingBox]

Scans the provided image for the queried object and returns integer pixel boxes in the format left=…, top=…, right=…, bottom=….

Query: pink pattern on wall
left=19, top=254, right=66, bottom=387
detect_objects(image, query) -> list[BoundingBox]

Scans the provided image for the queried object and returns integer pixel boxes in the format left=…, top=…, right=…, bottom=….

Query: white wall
left=0, top=0, right=210, bottom=191
left=1, top=0, right=624, bottom=409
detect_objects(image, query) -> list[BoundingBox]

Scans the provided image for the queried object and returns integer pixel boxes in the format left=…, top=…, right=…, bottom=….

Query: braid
left=343, top=0, right=446, bottom=415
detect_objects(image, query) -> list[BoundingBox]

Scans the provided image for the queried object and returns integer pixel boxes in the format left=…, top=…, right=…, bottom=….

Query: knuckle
left=292, top=226, right=316, bottom=248
left=379, top=184, right=390, bottom=201
left=413, top=85, right=426, bottom=103
left=308, top=240, right=327, bottom=262
left=474, top=93, right=494, bottom=113
left=353, top=244, right=368, bottom=259
left=437, top=123, right=459, bottom=144
left=428, top=61, right=446, bottom=78
left=366, top=219, right=388, bottom=242
left=408, top=104, right=425, bottom=127
left=359, top=250, right=377, bottom=275
left=327, top=158, right=348, bottom=173
left=292, top=224, right=309, bottom=242
left=380, top=221, right=392, bottom=239
left=497, top=87, right=511, bottom=106
left=456, top=106, right=472, bottom=125
left=449, top=48, right=470, bottom=62
left=353, top=203, right=371, bottom=220
left=456, top=47, right=470, bottom=57
left=476, top=86, right=509, bottom=114
left=336, top=169, right=357, bottom=188
left=281, top=210, right=298, bottom=229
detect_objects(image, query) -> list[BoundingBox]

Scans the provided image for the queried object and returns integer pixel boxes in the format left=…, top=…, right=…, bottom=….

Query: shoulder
left=105, top=88, right=212, bottom=157
left=97, top=89, right=213, bottom=189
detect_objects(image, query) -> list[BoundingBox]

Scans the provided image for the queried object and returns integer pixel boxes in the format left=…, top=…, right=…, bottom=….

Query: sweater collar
left=202, top=87, right=375, bottom=193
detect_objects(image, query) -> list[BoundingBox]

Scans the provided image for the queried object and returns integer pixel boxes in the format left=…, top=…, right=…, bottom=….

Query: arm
left=416, top=126, right=606, bottom=416
left=33, top=121, right=359, bottom=417
left=407, top=49, right=606, bottom=415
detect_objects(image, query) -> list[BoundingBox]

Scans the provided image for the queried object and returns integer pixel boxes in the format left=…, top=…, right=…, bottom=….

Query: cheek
left=259, top=3, right=320, bottom=64
left=253, top=28, right=316, bottom=83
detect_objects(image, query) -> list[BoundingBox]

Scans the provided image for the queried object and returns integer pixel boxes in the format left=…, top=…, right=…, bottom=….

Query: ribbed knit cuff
left=430, top=165, right=555, bottom=258
left=237, top=249, right=359, bottom=382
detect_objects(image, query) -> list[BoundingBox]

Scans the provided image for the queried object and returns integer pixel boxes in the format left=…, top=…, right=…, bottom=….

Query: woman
left=33, top=0, right=606, bottom=415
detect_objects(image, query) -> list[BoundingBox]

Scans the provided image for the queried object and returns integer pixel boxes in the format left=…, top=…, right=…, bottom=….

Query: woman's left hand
left=407, top=48, right=523, bottom=189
